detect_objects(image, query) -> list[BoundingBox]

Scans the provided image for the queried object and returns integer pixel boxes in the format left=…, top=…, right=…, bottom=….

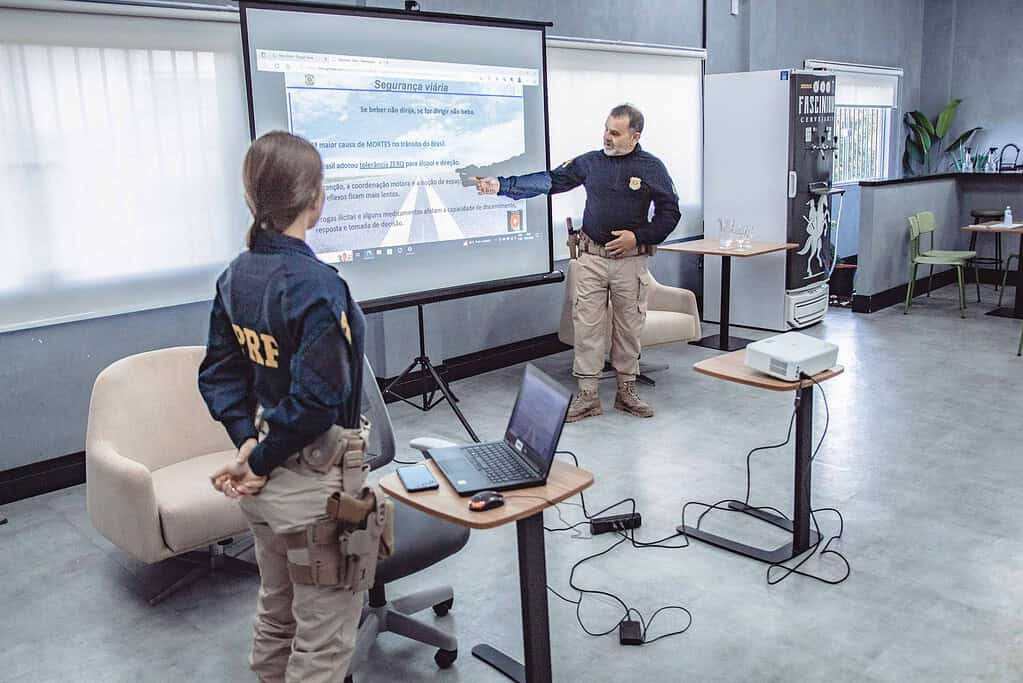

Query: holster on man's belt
left=282, top=418, right=395, bottom=590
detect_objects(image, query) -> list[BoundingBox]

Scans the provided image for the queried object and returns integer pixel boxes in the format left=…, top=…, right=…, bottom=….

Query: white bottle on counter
left=1005, top=206, right=1014, bottom=226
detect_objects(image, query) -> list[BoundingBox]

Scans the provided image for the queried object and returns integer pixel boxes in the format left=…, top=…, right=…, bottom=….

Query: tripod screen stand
left=383, top=305, right=480, bottom=442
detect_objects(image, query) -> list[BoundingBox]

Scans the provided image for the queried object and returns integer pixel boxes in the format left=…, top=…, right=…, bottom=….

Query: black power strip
left=590, top=512, right=642, bottom=535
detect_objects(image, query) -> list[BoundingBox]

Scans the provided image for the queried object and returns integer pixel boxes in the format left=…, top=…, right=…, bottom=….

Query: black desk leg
left=692, top=254, right=755, bottom=352
left=987, top=234, right=1023, bottom=319
left=472, top=513, right=552, bottom=683
left=679, top=384, right=819, bottom=563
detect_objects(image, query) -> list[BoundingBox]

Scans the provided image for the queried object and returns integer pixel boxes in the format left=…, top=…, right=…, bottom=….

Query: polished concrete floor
left=3, top=285, right=1023, bottom=682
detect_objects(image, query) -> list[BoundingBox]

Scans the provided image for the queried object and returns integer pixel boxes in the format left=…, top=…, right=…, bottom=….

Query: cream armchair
left=558, top=259, right=701, bottom=384
left=86, top=346, right=254, bottom=604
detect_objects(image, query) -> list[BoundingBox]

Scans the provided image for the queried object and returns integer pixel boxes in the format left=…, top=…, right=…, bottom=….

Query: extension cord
left=590, top=512, right=642, bottom=535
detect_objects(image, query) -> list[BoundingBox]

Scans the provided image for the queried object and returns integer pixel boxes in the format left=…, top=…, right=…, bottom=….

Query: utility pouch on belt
left=300, top=417, right=371, bottom=476
left=284, top=418, right=395, bottom=589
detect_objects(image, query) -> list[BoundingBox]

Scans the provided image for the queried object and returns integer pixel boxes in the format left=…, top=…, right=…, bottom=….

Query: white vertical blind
left=0, top=3, right=249, bottom=332
left=546, top=39, right=705, bottom=260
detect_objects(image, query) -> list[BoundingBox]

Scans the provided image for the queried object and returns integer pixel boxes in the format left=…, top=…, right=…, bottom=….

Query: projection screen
left=239, top=1, right=558, bottom=312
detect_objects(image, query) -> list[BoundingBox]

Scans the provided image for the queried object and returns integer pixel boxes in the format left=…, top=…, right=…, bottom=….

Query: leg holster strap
left=283, top=521, right=343, bottom=586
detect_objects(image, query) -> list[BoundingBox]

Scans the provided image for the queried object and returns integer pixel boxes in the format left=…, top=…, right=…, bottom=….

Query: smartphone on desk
left=397, top=464, right=439, bottom=492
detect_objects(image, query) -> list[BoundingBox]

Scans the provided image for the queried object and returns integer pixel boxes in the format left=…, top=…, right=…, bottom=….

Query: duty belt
left=579, top=236, right=656, bottom=259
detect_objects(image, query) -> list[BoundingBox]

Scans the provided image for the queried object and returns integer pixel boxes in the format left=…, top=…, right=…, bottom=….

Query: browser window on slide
left=256, top=50, right=538, bottom=266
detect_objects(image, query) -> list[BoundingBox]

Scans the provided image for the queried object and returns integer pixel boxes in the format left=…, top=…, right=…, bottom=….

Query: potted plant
left=903, top=98, right=981, bottom=176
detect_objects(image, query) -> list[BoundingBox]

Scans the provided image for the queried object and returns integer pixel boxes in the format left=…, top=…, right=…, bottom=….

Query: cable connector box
left=619, top=619, right=643, bottom=645
left=590, top=512, right=642, bottom=535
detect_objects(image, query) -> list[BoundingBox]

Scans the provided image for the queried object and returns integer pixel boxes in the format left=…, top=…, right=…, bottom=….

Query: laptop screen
left=504, top=365, right=572, bottom=474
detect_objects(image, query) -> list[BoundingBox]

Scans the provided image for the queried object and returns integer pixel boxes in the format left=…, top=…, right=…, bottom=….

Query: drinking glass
left=718, top=218, right=735, bottom=249
left=740, top=225, right=753, bottom=249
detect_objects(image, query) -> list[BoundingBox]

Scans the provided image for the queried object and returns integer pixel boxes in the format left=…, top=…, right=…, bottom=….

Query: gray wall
left=922, top=0, right=1023, bottom=166
left=857, top=177, right=959, bottom=296
left=855, top=175, right=1023, bottom=297
left=748, top=0, right=925, bottom=179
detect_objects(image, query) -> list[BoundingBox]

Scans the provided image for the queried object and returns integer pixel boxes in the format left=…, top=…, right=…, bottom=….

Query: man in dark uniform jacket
left=474, top=104, right=681, bottom=421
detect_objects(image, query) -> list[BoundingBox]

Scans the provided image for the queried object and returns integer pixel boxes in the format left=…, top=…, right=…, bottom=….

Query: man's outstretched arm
left=473, top=157, right=587, bottom=199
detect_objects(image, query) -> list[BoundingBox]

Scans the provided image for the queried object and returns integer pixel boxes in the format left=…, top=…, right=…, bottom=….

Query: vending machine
left=703, top=69, right=840, bottom=331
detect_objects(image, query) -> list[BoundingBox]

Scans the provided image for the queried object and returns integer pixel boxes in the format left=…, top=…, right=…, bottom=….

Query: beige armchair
left=558, top=259, right=701, bottom=384
left=86, top=346, right=254, bottom=604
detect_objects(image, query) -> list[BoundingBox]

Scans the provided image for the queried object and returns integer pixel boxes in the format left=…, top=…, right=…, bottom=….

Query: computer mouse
left=469, top=490, right=505, bottom=512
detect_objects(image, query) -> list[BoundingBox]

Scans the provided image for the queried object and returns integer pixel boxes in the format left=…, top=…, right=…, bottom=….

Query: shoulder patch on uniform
left=340, top=309, right=352, bottom=345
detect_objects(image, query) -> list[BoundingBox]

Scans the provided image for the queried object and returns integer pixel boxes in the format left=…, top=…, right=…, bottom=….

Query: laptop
left=427, top=364, right=572, bottom=496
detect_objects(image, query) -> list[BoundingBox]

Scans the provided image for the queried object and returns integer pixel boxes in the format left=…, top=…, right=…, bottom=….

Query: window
left=805, top=60, right=901, bottom=184
left=0, top=3, right=249, bottom=332
left=834, top=106, right=890, bottom=183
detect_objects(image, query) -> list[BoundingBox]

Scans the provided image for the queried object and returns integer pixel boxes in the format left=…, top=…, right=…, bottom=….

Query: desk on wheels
left=380, top=460, right=593, bottom=683
left=960, top=223, right=1023, bottom=319
left=678, top=351, right=843, bottom=563
left=659, top=239, right=798, bottom=352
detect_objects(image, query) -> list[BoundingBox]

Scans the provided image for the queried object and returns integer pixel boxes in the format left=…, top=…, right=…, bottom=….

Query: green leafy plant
left=902, top=98, right=982, bottom=176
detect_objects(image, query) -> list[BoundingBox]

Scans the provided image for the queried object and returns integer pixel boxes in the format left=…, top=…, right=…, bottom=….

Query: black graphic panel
left=786, top=73, right=836, bottom=290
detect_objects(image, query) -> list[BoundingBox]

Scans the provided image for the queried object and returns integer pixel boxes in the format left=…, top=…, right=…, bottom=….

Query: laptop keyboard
left=465, top=443, right=533, bottom=483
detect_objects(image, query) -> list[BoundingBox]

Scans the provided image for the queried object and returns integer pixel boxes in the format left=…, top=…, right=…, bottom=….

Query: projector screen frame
left=237, top=0, right=560, bottom=315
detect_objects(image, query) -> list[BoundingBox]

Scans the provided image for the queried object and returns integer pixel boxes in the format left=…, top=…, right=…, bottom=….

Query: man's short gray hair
left=609, top=103, right=644, bottom=133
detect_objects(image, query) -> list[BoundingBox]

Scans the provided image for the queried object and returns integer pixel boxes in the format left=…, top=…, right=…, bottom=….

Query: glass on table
left=739, top=225, right=753, bottom=249
left=718, top=218, right=735, bottom=249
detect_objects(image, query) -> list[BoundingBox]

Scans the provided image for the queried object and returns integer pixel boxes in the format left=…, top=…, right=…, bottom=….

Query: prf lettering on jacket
left=231, top=324, right=279, bottom=368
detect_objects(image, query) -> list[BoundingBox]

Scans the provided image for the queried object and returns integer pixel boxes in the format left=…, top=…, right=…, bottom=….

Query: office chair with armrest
left=346, top=357, right=470, bottom=681
left=85, top=347, right=256, bottom=605
left=558, top=258, right=701, bottom=385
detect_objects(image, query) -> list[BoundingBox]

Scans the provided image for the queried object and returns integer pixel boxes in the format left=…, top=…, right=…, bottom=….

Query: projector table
left=679, top=351, right=844, bottom=563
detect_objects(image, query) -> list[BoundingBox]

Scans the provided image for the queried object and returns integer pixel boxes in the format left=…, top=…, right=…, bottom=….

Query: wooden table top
left=659, top=238, right=799, bottom=258
left=379, top=459, right=594, bottom=530
left=694, top=350, right=844, bottom=391
left=961, top=223, right=1023, bottom=233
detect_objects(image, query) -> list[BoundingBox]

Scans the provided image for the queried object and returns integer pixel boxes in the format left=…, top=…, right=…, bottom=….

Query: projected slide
left=257, top=51, right=537, bottom=263
left=242, top=3, right=552, bottom=305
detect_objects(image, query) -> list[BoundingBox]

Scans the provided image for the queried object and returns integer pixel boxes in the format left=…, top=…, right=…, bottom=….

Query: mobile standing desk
left=678, top=351, right=843, bottom=563
left=380, top=459, right=593, bottom=683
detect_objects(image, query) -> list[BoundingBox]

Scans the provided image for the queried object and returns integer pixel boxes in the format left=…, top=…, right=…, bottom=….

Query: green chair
left=914, top=211, right=981, bottom=303
left=904, top=214, right=978, bottom=318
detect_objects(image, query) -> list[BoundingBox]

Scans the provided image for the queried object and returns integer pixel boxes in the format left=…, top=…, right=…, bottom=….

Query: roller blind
left=804, top=60, right=901, bottom=108
left=546, top=39, right=705, bottom=260
left=0, top=2, right=249, bottom=332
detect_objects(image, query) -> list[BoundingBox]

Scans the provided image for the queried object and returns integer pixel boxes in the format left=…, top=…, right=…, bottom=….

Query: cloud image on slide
left=285, top=70, right=531, bottom=255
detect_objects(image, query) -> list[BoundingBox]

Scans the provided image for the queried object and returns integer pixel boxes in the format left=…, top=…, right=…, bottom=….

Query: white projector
left=745, top=332, right=838, bottom=381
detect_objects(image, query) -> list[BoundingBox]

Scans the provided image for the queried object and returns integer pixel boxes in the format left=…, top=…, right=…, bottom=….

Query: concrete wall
left=855, top=174, right=1023, bottom=297
left=836, top=184, right=861, bottom=259
left=748, top=0, right=925, bottom=179
left=857, top=177, right=960, bottom=296
left=922, top=0, right=1023, bottom=164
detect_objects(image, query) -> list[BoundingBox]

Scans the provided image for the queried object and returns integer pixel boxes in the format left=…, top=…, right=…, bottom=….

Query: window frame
left=804, top=59, right=902, bottom=183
